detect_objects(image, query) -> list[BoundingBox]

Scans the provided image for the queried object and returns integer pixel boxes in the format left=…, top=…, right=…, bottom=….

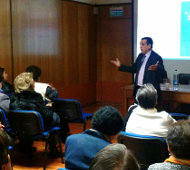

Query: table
left=122, top=84, right=190, bottom=117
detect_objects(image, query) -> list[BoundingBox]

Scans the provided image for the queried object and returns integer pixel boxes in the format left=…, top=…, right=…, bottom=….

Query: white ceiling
left=72, top=0, right=132, bottom=5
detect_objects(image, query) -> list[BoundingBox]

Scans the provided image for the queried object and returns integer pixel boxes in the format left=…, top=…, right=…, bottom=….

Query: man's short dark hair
left=0, top=130, right=11, bottom=169
left=89, top=143, right=140, bottom=170
left=91, top=106, right=123, bottom=136
left=136, top=83, right=157, bottom=109
left=167, top=120, right=190, bottom=159
left=0, top=68, right=5, bottom=82
left=142, top=37, right=153, bottom=48
left=26, top=65, right=41, bottom=81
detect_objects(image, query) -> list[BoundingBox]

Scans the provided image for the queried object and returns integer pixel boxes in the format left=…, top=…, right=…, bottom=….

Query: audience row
left=0, top=66, right=70, bottom=156
left=0, top=66, right=190, bottom=170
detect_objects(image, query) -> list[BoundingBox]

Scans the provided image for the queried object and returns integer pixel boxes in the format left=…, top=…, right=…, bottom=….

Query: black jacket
left=10, top=90, right=60, bottom=130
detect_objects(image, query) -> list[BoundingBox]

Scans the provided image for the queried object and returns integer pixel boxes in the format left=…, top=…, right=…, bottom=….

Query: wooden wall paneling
left=61, top=1, right=97, bottom=105
left=88, top=7, right=97, bottom=82
left=62, top=1, right=79, bottom=85
left=97, top=4, right=132, bottom=104
left=0, top=0, right=12, bottom=82
left=12, top=0, right=64, bottom=88
left=43, top=0, right=64, bottom=88
left=78, top=4, right=89, bottom=83
left=10, top=0, right=97, bottom=105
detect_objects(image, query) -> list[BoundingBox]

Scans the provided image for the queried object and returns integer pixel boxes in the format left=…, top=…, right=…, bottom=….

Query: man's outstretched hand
left=110, top=58, right=121, bottom=68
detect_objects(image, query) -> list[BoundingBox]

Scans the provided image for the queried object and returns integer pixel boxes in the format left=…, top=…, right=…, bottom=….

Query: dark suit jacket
left=119, top=50, right=167, bottom=98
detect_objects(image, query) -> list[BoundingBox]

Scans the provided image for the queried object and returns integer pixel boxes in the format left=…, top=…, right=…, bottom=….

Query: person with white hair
left=125, top=83, right=176, bottom=138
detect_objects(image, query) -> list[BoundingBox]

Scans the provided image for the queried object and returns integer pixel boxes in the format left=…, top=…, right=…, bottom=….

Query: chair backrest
left=53, top=98, right=83, bottom=122
left=0, top=108, right=12, bottom=133
left=179, top=73, right=190, bottom=84
left=169, top=113, right=189, bottom=120
left=118, top=131, right=169, bottom=169
left=0, top=108, right=9, bottom=128
left=9, top=110, right=44, bottom=138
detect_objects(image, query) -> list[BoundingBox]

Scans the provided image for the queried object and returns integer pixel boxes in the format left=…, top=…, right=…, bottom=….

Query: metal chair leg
left=43, top=138, right=48, bottom=170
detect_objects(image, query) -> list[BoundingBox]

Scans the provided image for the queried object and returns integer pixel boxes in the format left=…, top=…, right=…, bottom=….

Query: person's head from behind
left=26, top=65, right=41, bottom=81
left=0, top=129, right=12, bottom=170
left=136, top=83, right=157, bottom=109
left=167, top=120, right=190, bottom=160
left=140, top=37, right=153, bottom=54
left=89, top=143, right=140, bottom=170
left=91, top=106, right=123, bottom=141
left=14, top=72, right=34, bottom=93
left=0, top=68, right=8, bottom=82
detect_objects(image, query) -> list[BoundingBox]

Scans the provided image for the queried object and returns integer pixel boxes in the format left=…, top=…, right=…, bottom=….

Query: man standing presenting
left=111, top=37, right=167, bottom=101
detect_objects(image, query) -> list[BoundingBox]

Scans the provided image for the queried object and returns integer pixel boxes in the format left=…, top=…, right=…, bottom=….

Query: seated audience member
left=65, top=106, right=124, bottom=170
left=0, top=128, right=12, bottom=170
left=89, top=143, right=140, bottom=170
left=26, top=65, right=70, bottom=142
left=26, top=65, right=58, bottom=106
left=10, top=72, right=60, bottom=154
left=0, top=68, right=13, bottom=96
left=0, top=71, right=10, bottom=113
left=125, top=83, right=176, bottom=138
left=10, top=72, right=60, bottom=130
left=148, top=120, right=190, bottom=170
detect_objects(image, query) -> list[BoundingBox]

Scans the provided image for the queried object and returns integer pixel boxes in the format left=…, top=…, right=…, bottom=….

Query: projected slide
left=135, top=0, right=190, bottom=60
left=180, top=1, right=190, bottom=57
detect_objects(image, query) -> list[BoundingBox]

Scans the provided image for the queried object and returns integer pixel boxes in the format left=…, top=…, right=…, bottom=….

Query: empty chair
left=118, top=131, right=169, bottom=170
left=9, top=110, right=63, bottom=170
left=53, top=98, right=92, bottom=131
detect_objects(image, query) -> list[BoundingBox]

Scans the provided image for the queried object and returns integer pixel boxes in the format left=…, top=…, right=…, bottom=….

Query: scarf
left=165, top=156, right=190, bottom=167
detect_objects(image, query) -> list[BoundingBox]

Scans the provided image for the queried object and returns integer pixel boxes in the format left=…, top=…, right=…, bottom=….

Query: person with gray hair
left=148, top=120, right=190, bottom=169
left=65, top=106, right=124, bottom=170
left=89, top=143, right=140, bottom=170
left=125, top=83, right=176, bottom=138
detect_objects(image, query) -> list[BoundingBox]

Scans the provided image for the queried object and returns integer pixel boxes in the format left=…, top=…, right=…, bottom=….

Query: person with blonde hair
left=10, top=72, right=60, bottom=155
left=89, top=143, right=140, bottom=170
left=11, top=72, right=60, bottom=130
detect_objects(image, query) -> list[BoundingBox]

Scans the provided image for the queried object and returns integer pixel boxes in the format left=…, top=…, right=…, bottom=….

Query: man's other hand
left=149, top=61, right=159, bottom=71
